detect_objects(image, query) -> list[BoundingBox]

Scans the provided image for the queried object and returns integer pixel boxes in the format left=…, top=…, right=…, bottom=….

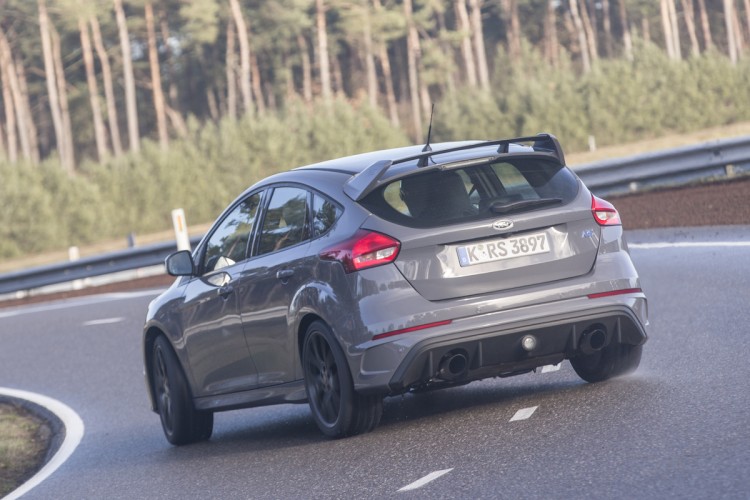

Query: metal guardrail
left=574, top=135, right=750, bottom=196
left=0, top=236, right=202, bottom=295
left=1, top=135, right=749, bottom=296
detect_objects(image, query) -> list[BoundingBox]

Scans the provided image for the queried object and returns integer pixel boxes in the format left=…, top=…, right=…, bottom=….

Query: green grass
left=0, top=403, right=50, bottom=497
left=567, top=121, right=750, bottom=166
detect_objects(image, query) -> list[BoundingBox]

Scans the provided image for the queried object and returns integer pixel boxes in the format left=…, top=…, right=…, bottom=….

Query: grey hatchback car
left=143, top=134, right=648, bottom=445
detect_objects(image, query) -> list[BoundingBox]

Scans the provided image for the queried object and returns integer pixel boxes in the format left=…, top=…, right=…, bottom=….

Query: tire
left=570, top=342, right=643, bottom=383
left=302, top=321, right=383, bottom=438
left=152, top=336, right=213, bottom=445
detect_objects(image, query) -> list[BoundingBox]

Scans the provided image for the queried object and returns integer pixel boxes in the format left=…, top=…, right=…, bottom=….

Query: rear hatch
left=359, top=156, right=600, bottom=301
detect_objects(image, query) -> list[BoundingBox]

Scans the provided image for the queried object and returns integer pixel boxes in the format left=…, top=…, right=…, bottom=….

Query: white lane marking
left=398, top=469, right=454, bottom=492
left=541, top=363, right=561, bottom=373
left=629, top=241, right=750, bottom=250
left=82, top=317, right=125, bottom=326
left=0, top=387, right=85, bottom=500
left=509, top=406, right=538, bottom=422
left=0, top=289, right=163, bottom=319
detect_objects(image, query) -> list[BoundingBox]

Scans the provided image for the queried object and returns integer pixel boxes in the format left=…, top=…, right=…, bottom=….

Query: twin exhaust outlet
left=435, top=324, right=610, bottom=382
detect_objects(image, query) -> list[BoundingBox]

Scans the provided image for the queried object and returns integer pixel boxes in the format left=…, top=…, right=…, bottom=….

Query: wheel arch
left=297, top=313, right=324, bottom=362
left=143, top=325, right=164, bottom=412
left=143, top=325, right=195, bottom=413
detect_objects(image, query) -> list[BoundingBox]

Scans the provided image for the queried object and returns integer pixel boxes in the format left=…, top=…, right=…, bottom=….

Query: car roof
left=240, top=141, right=489, bottom=197
left=242, top=135, right=562, bottom=200
left=295, top=141, right=483, bottom=174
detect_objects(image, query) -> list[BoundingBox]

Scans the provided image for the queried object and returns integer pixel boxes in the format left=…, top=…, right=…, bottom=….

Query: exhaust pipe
left=437, top=350, right=469, bottom=381
left=579, top=324, right=609, bottom=355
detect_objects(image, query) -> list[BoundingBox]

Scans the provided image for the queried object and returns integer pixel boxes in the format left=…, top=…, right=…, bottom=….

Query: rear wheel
left=302, top=321, right=382, bottom=438
left=152, top=336, right=213, bottom=445
left=570, top=342, right=643, bottom=383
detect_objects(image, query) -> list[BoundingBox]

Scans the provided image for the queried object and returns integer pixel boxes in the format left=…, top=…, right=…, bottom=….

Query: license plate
left=457, top=232, right=550, bottom=267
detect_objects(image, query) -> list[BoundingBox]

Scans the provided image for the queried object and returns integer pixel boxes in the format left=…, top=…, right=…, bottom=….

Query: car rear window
left=360, top=158, right=579, bottom=228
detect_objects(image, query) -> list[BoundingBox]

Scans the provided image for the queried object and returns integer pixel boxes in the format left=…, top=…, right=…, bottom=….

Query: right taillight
left=320, top=230, right=401, bottom=273
left=591, top=195, right=621, bottom=226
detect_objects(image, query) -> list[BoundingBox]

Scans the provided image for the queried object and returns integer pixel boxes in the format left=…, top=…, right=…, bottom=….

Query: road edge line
left=0, top=388, right=84, bottom=500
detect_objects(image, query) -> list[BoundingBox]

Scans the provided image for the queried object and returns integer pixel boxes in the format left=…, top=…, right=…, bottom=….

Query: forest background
left=1, top=0, right=750, bottom=259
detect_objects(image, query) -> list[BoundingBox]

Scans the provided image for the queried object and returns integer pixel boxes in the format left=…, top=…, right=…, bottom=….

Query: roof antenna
left=417, top=103, right=435, bottom=167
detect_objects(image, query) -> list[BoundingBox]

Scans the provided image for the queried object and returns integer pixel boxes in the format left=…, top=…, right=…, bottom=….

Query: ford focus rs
left=142, top=134, right=648, bottom=445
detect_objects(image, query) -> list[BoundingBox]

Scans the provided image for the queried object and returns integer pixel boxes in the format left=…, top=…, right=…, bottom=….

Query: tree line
left=2, top=0, right=750, bottom=173
left=3, top=0, right=750, bottom=259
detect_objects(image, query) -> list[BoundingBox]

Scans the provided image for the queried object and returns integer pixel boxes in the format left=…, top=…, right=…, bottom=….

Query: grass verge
left=0, top=402, right=51, bottom=497
left=567, top=121, right=750, bottom=165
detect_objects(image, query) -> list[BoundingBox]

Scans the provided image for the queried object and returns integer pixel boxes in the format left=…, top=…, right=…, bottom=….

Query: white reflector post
left=68, top=246, right=83, bottom=290
left=171, top=208, right=191, bottom=251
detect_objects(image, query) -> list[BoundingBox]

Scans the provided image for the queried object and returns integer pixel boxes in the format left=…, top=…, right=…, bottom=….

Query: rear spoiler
left=343, top=133, right=565, bottom=201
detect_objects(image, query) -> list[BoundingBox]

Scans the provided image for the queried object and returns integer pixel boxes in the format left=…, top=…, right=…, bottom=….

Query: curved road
left=1, top=227, right=749, bottom=499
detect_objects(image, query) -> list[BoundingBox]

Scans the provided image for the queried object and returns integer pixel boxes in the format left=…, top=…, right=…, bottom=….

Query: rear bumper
left=353, top=299, right=648, bottom=395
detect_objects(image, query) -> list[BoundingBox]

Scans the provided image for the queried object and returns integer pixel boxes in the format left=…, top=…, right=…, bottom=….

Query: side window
left=203, top=193, right=261, bottom=274
left=257, top=187, right=310, bottom=255
left=312, top=193, right=342, bottom=237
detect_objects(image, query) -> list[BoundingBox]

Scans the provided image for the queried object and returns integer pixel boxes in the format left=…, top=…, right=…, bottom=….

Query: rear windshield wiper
left=489, top=197, right=563, bottom=215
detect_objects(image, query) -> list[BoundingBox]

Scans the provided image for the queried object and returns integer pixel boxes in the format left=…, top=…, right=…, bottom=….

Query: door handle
left=218, top=284, right=234, bottom=298
left=276, top=269, right=295, bottom=280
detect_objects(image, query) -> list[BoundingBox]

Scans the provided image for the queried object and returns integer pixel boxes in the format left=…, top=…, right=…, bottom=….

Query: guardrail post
left=171, top=208, right=191, bottom=252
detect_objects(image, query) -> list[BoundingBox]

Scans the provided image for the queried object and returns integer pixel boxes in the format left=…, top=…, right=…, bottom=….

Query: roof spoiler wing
left=343, top=133, right=565, bottom=201
left=342, top=159, right=393, bottom=201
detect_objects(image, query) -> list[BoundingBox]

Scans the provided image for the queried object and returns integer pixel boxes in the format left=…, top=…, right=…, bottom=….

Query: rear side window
left=360, top=158, right=578, bottom=228
left=256, top=187, right=310, bottom=255
left=312, top=194, right=342, bottom=237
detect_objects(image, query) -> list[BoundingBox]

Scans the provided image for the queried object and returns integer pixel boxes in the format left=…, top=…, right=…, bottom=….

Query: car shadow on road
left=146, top=370, right=661, bottom=459
left=380, top=375, right=584, bottom=427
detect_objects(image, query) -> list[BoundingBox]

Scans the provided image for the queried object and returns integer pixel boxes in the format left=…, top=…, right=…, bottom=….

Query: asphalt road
left=1, top=226, right=749, bottom=499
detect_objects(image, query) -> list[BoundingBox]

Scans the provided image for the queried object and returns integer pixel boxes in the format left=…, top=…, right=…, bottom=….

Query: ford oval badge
left=492, top=220, right=514, bottom=231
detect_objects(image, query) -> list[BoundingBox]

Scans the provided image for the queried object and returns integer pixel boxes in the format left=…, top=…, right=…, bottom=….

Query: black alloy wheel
left=302, top=321, right=382, bottom=438
left=152, top=336, right=213, bottom=445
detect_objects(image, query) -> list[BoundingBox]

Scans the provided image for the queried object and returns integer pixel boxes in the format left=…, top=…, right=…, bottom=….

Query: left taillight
left=320, top=230, right=401, bottom=273
left=591, top=195, right=622, bottom=226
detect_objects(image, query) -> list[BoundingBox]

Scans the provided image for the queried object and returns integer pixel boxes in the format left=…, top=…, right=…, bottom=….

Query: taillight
left=320, top=230, right=401, bottom=273
left=591, top=195, right=621, bottom=226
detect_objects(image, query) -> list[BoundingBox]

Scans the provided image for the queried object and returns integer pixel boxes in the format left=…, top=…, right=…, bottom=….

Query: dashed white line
left=629, top=241, right=750, bottom=250
left=510, top=406, right=538, bottom=422
left=0, top=387, right=85, bottom=500
left=398, top=469, right=454, bottom=492
left=82, top=317, right=125, bottom=326
left=541, top=363, right=561, bottom=373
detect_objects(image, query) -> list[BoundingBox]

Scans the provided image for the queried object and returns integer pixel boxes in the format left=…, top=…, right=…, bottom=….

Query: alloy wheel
left=305, top=331, right=341, bottom=426
left=154, top=346, right=175, bottom=434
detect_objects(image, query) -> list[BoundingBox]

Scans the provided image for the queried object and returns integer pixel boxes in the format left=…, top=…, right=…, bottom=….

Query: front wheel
left=152, top=336, right=213, bottom=445
left=302, top=321, right=382, bottom=438
left=570, top=342, right=643, bottom=383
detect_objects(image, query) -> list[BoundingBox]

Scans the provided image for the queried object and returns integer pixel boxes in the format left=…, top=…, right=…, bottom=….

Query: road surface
left=1, top=226, right=749, bottom=499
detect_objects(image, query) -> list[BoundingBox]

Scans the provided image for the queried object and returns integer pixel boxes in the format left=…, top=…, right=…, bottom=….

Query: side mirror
left=165, top=250, right=195, bottom=276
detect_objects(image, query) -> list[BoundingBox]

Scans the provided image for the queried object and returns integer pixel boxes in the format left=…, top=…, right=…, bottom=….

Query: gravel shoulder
left=612, top=177, right=750, bottom=230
